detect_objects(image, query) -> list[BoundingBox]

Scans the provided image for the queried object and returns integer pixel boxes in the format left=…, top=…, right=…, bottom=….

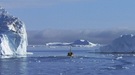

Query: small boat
left=67, top=52, right=74, bottom=56
left=67, top=46, right=74, bottom=56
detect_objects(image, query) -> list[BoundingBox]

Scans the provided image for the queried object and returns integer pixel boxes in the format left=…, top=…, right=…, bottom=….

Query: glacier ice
left=0, top=7, right=28, bottom=56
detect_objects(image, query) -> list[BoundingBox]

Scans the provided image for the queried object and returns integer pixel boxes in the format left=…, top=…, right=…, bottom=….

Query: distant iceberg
left=100, top=34, right=135, bottom=53
left=71, top=39, right=98, bottom=47
left=0, top=7, right=28, bottom=56
left=46, top=39, right=99, bottom=48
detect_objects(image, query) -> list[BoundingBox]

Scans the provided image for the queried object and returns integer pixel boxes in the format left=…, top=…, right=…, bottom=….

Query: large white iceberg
left=0, top=7, right=28, bottom=56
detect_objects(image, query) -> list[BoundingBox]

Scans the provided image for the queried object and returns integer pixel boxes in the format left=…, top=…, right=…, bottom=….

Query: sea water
left=0, top=46, right=135, bottom=75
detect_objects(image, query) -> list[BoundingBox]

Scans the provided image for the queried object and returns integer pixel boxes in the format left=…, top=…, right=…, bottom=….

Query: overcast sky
left=0, top=0, right=135, bottom=30
left=1, top=0, right=135, bottom=44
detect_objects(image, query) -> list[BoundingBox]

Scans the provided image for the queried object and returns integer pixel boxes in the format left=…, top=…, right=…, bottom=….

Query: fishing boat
left=67, top=46, right=74, bottom=56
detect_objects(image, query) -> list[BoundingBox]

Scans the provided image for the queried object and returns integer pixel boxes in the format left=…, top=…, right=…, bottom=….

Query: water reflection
left=0, top=57, right=27, bottom=75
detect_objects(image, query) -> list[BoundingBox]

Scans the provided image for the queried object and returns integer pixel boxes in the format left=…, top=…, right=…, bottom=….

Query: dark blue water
left=1, top=47, right=135, bottom=75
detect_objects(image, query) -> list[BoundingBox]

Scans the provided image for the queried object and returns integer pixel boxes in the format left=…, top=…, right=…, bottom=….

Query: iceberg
left=100, top=34, right=135, bottom=53
left=45, top=39, right=99, bottom=47
left=0, top=7, right=28, bottom=56
left=71, top=39, right=98, bottom=47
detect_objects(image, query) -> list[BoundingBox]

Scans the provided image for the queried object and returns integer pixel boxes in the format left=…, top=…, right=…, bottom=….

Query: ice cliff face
left=100, top=34, right=135, bottom=52
left=0, top=7, right=27, bottom=56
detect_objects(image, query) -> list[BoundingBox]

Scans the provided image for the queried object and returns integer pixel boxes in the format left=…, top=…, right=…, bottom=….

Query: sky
left=0, top=0, right=135, bottom=30
left=0, top=0, right=135, bottom=44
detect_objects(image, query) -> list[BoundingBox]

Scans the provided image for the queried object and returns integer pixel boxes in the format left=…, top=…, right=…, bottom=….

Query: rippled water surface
left=1, top=47, right=135, bottom=75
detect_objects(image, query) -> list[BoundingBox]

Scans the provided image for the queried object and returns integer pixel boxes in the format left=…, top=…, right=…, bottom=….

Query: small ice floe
left=78, top=67, right=84, bottom=70
left=133, top=54, right=135, bottom=56
left=122, top=67, right=129, bottom=69
left=116, top=56, right=123, bottom=60
left=107, top=65, right=128, bottom=70
left=36, top=60, right=41, bottom=63
left=27, top=52, right=33, bottom=55
left=80, top=57, right=84, bottom=60
left=60, top=73, right=63, bottom=75
left=132, top=64, right=135, bottom=67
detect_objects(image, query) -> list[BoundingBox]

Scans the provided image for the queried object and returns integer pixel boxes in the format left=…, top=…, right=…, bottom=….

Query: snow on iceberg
left=100, top=34, right=135, bottom=52
left=71, top=39, right=98, bottom=47
left=0, top=7, right=28, bottom=56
